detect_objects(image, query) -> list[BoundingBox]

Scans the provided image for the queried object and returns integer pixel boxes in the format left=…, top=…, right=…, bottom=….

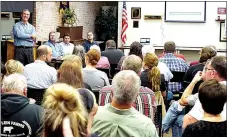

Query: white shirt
left=59, top=42, right=74, bottom=55
left=188, top=81, right=227, bottom=120
left=158, top=62, right=173, bottom=81
left=23, top=60, right=57, bottom=89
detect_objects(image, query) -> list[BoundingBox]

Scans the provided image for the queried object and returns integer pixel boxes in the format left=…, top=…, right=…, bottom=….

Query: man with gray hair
left=99, top=55, right=156, bottom=121
left=92, top=70, right=158, bottom=137
left=1, top=73, right=43, bottom=137
left=101, top=40, right=124, bottom=65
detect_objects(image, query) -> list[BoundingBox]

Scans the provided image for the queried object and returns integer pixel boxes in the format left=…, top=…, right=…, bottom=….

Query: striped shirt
left=99, top=85, right=157, bottom=120
left=159, top=53, right=188, bottom=92
left=13, top=21, right=36, bottom=47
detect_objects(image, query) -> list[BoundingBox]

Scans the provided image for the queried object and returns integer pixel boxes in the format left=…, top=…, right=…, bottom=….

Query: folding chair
left=27, top=88, right=46, bottom=105
left=96, top=68, right=110, bottom=78
left=154, top=105, right=163, bottom=137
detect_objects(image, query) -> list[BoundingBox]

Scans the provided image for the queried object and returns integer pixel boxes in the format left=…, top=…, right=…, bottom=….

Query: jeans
left=162, top=101, right=185, bottom=137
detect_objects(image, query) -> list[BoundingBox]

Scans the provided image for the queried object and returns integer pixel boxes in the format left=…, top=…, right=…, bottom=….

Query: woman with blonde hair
left=42, top=83, right=88, bottom=137
left=57, top=55, right=92, bottom=90
left=5, top=59, right=24, bottom=75
left=140, top=53, right=166, bottom=96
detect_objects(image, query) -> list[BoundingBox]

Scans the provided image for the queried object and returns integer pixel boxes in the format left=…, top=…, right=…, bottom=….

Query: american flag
left=121, top=1, right=128, bottom=46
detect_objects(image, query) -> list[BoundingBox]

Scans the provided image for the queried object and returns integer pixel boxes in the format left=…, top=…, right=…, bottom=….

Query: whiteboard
left=165, top=2, right=206, bottom=22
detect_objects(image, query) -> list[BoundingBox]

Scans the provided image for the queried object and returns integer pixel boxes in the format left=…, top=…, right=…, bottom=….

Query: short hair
left=129, top=41, right=143, bottom=60
left=164, top=41, right=176, bottom=53
left=199, top=79, right=226, bottom=115
left=36, top=45, right=49, bottom=58
left=22, top=9, right=30, bottom=14
left=48, top=31, right=55, bottom=40
left=5, top=59, right=24, bottom=76
left=90, top=45, right=101, bottom=53
left=112, top=70, right=141, bottom=104
left=85, top=49, right=100, bottom=66
left=199, top=45, right=217, bottom=63
left=63, top=33, right=70, bottom=38
left=2, top=73, right=27, bottom=92
left=210, top=56, right=227, bottom=80
left=122, top=55, right=142, bottom=74
left=106, top=40, right=116, bottom=48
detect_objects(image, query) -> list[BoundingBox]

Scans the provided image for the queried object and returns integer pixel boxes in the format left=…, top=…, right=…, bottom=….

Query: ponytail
left=148, top=66, right=161, bottom=92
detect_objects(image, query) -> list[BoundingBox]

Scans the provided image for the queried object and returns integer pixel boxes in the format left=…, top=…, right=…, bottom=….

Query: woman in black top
left=183, top=45, right=216, bottom=94
left=182, top=79, right=226, bottom=137
left=140, top=53, right=166, bottom=97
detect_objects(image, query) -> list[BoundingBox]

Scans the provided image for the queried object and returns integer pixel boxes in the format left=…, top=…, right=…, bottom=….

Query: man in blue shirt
left=44, top=31, right=63, bottom=59
left=82, top=32, right=98, bottom=52
left=13, top=9, right=36, bottom=65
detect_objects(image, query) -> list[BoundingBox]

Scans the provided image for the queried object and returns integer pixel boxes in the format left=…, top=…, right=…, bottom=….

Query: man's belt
left=16, top=46, right=33, bottom=49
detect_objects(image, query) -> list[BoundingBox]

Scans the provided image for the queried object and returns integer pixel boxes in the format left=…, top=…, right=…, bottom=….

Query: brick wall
left=35, top=2, right=61, bottom=41
left=34, top=1, right=117, bottom=41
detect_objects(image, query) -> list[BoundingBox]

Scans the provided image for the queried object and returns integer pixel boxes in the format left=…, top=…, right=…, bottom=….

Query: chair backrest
left=170, top=71, right=186, bottom=82
left=27, top=88, right=46, bottom=105
left=92, top=89, right=100, bottom=104
left=110, top=64, right=118, bottom=78
left=154, top=105, right=162, bottom=137
left=96, top=68, right=110, bottom=78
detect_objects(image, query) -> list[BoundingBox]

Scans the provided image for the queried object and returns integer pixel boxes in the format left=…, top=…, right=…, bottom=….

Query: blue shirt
left=44, top=40, right=64, bottom=58
left=159, top=53, right=188, bottom=92
left=13, top=21, right=36, bottom=47
left=82, top=40, right=98, bottom=52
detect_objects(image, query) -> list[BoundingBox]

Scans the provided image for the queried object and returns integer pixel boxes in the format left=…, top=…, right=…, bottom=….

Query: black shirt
left=101, top=48, right=124, bottom=65
left=182, top=120, right=227, bottom=137
left=140, top=69, right=166, bottom=92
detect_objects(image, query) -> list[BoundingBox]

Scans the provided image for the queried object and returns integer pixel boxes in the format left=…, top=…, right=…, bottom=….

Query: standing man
left=13, top=9, right=36, bottom=65
left=83, top=31, right=98, bottom=52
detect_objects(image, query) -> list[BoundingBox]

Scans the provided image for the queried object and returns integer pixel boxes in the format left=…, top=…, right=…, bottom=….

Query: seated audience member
left=44, top=31, right=63, bottom=58
left=117, top=41, right=143, bottom=69
left=101, top=40, right=124, bottom=65
left=183, top=46, right=216, bottom=94
left=73, top=45, right=86, bottom=68
left=59, top=33, right=74, bottom=55
left=159, top=46, right=186, bottom=61
left=159, top=41, right=188, bottom=93
left=92, top=70, right=158, bottom=137
left=90, top=45, right=110, bottom=68
left=183, top=56, right=227, bottom=128
left=23, top=45, right=57, bottom=89
left=1, top=62, right=6, bottom=83
left=42, top=83, right=88, bottom=137
left=83, top=32, right=98, bottom=52
left=183, top=45, right=217, bottom=84
left=5, top=59, right=24, bottom=76
left=99, top=55, right=156, bottom=120
left=1, top=74, right=43, bottom=137
left=189, top=45, right=217, bottom=66
left=83, top=49, right=110, bottom=90
left=78, top=89, right=98, bottom=136
left=141, top=53, right=166, bottom=97
left=182, top=79, right=226, bottom=137
left=142, top=45, right=173, bottom=81
left=57, top=56, right=92, bottom=90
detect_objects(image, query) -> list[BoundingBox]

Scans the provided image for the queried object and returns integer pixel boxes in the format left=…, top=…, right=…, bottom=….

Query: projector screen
left=165, top=2, right=206, bottom=23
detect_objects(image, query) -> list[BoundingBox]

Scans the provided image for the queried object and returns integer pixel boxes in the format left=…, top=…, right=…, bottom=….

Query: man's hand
left=192, top=71, right=202, bottom=83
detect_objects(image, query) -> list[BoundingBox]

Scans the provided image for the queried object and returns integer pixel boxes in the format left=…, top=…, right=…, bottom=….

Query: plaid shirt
left=159, top=53, right=188, bottom=92
left=99, top=85, right=157, bottom=120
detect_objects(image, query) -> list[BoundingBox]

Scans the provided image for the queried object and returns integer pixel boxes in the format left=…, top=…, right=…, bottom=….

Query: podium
left=6, top=40, right=38, bottom=61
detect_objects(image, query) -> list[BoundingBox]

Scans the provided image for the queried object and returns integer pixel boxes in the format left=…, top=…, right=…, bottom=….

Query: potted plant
left=95, top=6, right=118, bottom=42
left=62, top=8, right=78, bottom=27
